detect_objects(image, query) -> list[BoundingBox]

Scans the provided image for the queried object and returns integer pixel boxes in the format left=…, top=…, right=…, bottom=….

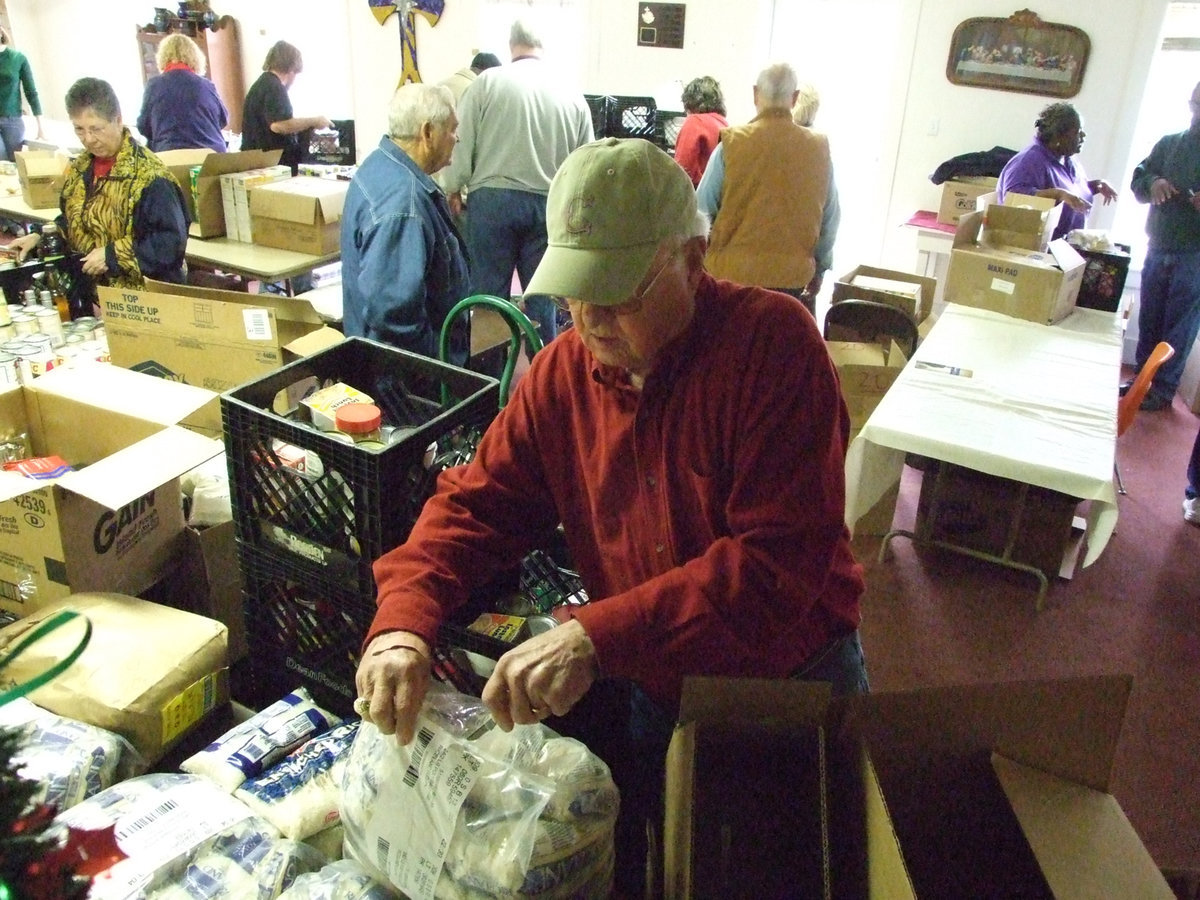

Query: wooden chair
left=823, top=298, right=919, bottom=358
left=1115, top=341, right=1175, bottom=495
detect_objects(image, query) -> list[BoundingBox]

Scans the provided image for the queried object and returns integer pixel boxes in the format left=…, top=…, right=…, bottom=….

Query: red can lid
left=335, top=402, right=382, bottom=434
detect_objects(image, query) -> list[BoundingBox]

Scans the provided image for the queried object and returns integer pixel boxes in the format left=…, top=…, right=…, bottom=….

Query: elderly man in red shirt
left=356, top=137, right=867, bottom=892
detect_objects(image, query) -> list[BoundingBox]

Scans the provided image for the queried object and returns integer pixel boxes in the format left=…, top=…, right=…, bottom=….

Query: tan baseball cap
left=525, top=137, right=697, bottom=305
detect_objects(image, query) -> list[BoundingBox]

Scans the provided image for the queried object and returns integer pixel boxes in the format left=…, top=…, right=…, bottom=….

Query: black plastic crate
left=301, top=118, right=356, bottom=166
left=584, top=94, right=613, bottom=139
left=1075, top=243, right=1131, bottom=313
left=609, top=95, right=659, bottom=142
left=237, top=542, right=372, bottom=717
left=656, top=109, right=686, bottom=153
left=221, top=337, right=499, bottom=595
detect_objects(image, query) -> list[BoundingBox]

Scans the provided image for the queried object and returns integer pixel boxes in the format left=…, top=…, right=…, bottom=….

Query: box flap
left=30, top=364, right=218, bottom=427
left=678, top=676, right=831, bottom=729
left=951, top=210, right=984, bottom=249
left=283, top=325, right=345, bottom=357
left=14, top=149, right=67, bottom=178
left=198, top=148, right=283, bottom=177
left=1048, top=238, right=1085, bottom=271
left=842, top=675, right=1132, bottom=792
left=157, top=148, right=213, bottom=171
left=141, top=278, right=325, bottom=327
left=54, top=426, right=221, bottom=509
left=249, top=177, right=348, bottom=225
left=993, top=754, right=1175, bottom=900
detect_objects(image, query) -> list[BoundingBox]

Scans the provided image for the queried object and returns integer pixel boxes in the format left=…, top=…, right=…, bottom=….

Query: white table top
left=845, top=303, right=1124, bottom=566
left=185, top=236, right=339, bottom=283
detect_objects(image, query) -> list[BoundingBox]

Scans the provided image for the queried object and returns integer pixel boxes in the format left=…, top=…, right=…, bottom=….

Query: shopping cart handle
left=439, top=294, right=544, bottom=409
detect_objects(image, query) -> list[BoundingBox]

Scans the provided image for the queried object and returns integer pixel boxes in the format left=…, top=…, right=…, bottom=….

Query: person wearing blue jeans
left=1128, top=80, right=1200, bottom=411
left=1185, top=423, right=1200, bottom=525
left=464, top=185, right=557, bottom=345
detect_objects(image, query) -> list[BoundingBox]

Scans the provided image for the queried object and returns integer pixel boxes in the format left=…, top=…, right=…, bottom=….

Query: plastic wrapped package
left=236, top=721, right=360, bottom=840
left=304, top=823, right=346, bottom=862
left=0, top=696, right=143, bottom=812
left=339, top=684, right=617, bottom=900
left=276, top=859, right=397, bottom=899
left=181, top=687, right=343, bottom=792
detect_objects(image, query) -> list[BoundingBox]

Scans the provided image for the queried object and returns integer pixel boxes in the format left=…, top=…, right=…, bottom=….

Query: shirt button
left=647, top=476, right=657, bottom=487
left=655, top=543, right=665, bottom=554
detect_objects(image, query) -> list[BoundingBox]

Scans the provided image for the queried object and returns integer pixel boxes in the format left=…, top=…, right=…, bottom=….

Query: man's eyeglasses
left=551, top=250, right=677, bottom=316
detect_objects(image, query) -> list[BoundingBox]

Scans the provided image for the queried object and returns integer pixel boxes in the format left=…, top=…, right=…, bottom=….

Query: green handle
left=439, top=294, right=545, bottom=409
left=0, top=610, right=92, bottom=708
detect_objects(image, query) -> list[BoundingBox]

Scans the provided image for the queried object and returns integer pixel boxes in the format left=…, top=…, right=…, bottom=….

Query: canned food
left=0, top=352, right=18, bottom=385
left=9, top=345, right=36, bottom=383
left=78, top=339, right=109, bottom=365
left=33, top=308, right=64, bottom=346
left=0, top=324, right=15, bottom=342
left=11, top=313, right=35, bottom=336
left=0, top=301, right=10, bottom=327
left=525, top=614, right=558, bottom=636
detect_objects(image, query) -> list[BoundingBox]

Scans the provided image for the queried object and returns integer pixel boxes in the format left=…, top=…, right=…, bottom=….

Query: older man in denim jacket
left=341, top=83, right=470, bottom=365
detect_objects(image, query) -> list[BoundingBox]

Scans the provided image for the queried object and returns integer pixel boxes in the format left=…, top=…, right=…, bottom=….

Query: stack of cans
left=0, top=315, right=109, bottom=385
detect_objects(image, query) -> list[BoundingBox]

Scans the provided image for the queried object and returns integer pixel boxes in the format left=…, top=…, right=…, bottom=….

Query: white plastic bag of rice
left=0, top=696, right=143, bottom=812
left=339, top=683, right=617, bottom=900
left=181, top=687, right=342, bottom=792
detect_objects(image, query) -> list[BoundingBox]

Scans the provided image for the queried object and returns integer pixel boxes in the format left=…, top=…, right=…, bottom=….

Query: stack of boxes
left=220, top=165, right=292, bottom=243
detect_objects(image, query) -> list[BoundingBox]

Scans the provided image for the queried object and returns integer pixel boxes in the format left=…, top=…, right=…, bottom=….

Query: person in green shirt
left=0, top=25, right=44, bottom=161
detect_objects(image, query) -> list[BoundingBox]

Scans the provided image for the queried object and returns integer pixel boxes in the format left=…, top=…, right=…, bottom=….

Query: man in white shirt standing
left=440, top=19, right=593, bottom=344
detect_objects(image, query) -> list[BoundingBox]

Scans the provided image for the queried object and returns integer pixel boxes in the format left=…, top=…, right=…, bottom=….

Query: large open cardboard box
left=664, top=675, right=1172, bottom=899
left=944, top=210, right=1085, bottom=325
left=976, top=190, right=1063, bottom=252
left=158, top=148, right=283, bottom=238
left=832, top=264, right=935, bottom=324
left=936, top=176, right=998, bottom=225
left=13, top=149, right=67, bottom=210
left=0, top=366, right=221, bottom=616
left=249, top=177, right=347, bottom=255
left=98, top=279, right=343, bottom=394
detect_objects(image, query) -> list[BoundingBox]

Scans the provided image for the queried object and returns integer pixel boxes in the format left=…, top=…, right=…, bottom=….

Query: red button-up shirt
left=368, top=273, right=864, bottom=711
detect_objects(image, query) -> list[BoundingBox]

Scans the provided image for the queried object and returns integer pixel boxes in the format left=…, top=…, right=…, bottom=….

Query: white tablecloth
left=845, top=303, right=1124, bottom=566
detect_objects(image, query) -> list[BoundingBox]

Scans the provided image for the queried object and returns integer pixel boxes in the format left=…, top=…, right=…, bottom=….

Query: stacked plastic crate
left=221, top=337, right=499, bottom=714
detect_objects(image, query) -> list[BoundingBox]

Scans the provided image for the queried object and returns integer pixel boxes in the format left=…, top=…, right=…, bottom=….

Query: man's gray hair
left=388, top=83, right=455, bottom=140
left=510, top=19, right=542, bottom=49
left=756, top=62, right=799, bottom=110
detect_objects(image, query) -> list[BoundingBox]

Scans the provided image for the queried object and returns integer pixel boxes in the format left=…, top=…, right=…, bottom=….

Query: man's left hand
left=80, top=246, right=108, bottom=277
left=482, top=619, right=598, bottom=731
left=804, top=272, right=824, bottom=299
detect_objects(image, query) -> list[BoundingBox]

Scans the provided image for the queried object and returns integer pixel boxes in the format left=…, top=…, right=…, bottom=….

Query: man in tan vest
left=697, top=62, right=839, bottom=315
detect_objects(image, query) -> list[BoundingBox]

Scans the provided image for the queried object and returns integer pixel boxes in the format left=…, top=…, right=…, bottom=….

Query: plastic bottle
left=48, top=268, right=70, bottom=322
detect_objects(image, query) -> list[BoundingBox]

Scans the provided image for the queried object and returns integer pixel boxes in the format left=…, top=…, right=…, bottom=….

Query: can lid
left=335, top=402, right=382, bottom=434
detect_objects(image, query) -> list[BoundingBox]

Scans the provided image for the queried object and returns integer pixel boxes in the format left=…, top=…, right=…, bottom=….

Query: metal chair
left=822, top=298, right=919, bottom=359
left=1115, top=341, right=1175, bottom=495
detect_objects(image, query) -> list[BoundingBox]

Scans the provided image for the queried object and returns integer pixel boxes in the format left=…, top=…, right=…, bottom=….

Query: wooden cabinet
left=136, top=14, right=244, bottom=134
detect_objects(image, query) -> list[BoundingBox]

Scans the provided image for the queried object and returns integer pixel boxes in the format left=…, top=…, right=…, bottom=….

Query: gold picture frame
left=947, top=9, right=1090, bottom=98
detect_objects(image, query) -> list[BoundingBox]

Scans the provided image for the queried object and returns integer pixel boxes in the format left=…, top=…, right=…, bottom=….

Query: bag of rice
left=339, top=683, right=617, bottom=900
left=0, top=696, right=143, bottom=812
left=181, top=687, right=342, bottom=792
left=276, top=859, right=395, bottom=899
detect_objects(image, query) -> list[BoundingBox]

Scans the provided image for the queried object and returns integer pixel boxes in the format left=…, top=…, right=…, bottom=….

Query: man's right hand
left=1151, top=177, right=1179, bottom=205
left=354, top=631, right=433, bottom=744
left=448, top=192, right=464, bottom=217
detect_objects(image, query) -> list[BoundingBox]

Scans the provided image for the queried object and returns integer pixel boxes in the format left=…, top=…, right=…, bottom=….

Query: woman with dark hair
left=675, top=75, right=727, bottom=187
left=9, top=77, right=189, bottom=306
left=241, top=40, right=331, bottom=173
left=997, top=101, right=1117, bottom=241
left=137, top=33, right=228, bottom=153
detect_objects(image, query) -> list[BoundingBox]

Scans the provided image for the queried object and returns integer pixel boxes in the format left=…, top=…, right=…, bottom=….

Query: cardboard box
left=249, top=177, right=347, bottom=255
left=157, top=148, right=213, bottom=224
left=977, top=190, right=1062, bottom=252
left=0, top=366, right=221, bottom=615
left=664, top=676, right=1174, bottom=899
left=915, top=459, right=1079, bottom=580
left=944, top=210, right=1085, bottom=325
left=935, top=175, right=998, bottom=225
left=158, top=148, right=283, bottom=238
left=143, top=520, right=246, bottom=663
left=835, top=675, right=1173, bottom=900
left=98, top=279, right=343, bottom=393
left=832, top=264, right=936, bottom=323
left=664, top=678, right=833, bottom=898
left=13, top=149, right=67, bottom=209
left=0, top=593, right=229, bottom=763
